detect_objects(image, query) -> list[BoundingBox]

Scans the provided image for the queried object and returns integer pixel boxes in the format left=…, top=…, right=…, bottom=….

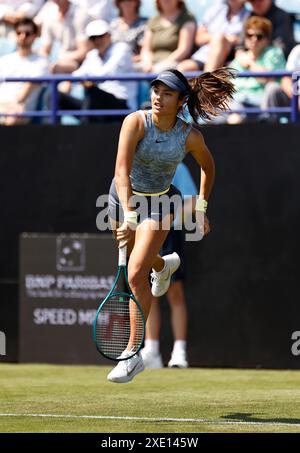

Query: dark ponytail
left=185, top=67, right=236, bottom=123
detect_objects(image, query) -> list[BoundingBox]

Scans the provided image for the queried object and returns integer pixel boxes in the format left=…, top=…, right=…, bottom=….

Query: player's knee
left=128, top=263, right=148, bottom=290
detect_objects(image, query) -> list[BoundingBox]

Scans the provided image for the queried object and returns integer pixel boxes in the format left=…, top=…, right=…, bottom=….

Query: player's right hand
left=116, top=221, right=136, bottom=247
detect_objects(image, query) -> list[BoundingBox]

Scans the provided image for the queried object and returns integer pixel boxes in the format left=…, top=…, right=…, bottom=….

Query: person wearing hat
left=57, top=18, right=137, bottom=123
left=105, top=67, right=236, bottom=383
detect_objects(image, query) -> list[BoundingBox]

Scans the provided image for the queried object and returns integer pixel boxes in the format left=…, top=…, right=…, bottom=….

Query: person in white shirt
left=58, top=19, right=137, bottom=123
left=73, top=0, right=117, bottom=27
left=36, top=0, right=117, bottom=32
left=38, top=0, right=90, bottom=74
left=178, top=0, right=248, bottom=73
left=0, top=17, right=49, bottom=125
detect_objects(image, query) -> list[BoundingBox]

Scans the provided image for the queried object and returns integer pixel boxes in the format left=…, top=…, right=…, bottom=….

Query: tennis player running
left=107, top=67, right=235, bottom=383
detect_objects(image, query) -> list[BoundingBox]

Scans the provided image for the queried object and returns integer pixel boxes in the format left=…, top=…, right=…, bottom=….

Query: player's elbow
left=115, top=167, right=130, bottom=185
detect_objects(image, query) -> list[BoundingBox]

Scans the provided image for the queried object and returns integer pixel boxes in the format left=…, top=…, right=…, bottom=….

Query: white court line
left=0, top=413, right=300, bottom=428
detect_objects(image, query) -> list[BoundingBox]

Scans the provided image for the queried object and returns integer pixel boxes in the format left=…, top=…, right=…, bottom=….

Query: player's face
left=151, top=83, right=183, bottom=115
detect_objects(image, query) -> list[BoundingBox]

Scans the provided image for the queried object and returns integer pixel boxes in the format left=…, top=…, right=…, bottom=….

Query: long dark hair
left=169, top=68, right=236, bottom=123
left=14, top=17, right=38, bottom=35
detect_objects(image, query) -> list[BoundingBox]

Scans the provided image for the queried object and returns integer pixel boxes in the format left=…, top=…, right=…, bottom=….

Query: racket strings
left=95, top=295, right=144, bottom=359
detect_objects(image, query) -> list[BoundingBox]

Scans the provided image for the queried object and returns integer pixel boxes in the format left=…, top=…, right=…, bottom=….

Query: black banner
left=19, top=234, right=117, bottom=364
left=0, top=433, right=294, bottom=449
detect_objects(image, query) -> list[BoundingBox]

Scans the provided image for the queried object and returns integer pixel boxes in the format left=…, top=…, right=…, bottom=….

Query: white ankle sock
left=144, top=339, right=160, bottom=355
left=172, top=340, right=187, bottom=354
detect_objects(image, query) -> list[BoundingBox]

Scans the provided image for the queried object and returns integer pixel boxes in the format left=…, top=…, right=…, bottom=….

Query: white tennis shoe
left=168, top=350, right=188, bottom=368
left=107, top=350, right=145, bottom=383
left=150, top=252, right=180, bottom=297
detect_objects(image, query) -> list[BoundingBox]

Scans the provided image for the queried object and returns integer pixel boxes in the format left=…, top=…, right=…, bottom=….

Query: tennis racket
left=93, top=245, right=145, bottom=361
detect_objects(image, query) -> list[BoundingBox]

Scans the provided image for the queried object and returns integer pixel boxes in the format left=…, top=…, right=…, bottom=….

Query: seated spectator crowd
left=0, top=0, right=299, bottom=124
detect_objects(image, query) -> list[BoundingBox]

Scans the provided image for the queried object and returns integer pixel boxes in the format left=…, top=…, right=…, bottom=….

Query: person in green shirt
left=140, top=0, right=196, bottom=73
left=228, top=15, right=286, bottom=124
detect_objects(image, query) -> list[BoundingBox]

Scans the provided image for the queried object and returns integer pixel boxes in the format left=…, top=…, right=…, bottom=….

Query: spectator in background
left=58, top=19, right=137, bottom=123
left=38, top=0, right=90, bottom=74
left=72, top=0, right=117, bottom=33
left=0, top=0, right=43, bottom=37
left=227, top=16, right=286, bottom=124
left=141, top=162, right=198, bottom=369
left=178, top=0, right=248, bottom=73
left=261, top=44, right=300, bottom=121
left=0, top=18, right=48, bottom=125
left=110, top=0, right=146, bottom=67
left=139, top=0, right=196, bottom=73
left=73, top=0, right=117, bottom=23
left=248, top=0, right=295, bottom=58
left=36, top=1, right=117, bottom=33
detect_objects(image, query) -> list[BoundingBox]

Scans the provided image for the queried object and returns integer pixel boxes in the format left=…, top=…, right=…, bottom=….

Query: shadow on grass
left=222, top=413, right=300, bottom=426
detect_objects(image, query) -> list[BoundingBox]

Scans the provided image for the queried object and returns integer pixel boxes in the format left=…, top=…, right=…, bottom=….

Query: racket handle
left=118, top=244, right=127, bottom=266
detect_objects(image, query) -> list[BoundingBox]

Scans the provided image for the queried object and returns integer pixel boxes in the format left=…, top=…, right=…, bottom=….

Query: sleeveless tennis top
left=130, top=110, right=192, bottom=193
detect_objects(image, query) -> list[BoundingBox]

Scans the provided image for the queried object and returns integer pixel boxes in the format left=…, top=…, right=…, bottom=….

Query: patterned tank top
left=130, top=110, right=192, bottom=193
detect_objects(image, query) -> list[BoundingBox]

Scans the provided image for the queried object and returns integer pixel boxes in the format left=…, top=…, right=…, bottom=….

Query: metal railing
left=0, top=71, right=299, bottom=124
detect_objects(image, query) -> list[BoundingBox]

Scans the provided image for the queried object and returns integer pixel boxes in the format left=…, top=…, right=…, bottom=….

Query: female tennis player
left=107, top=67, right=235, bottom=383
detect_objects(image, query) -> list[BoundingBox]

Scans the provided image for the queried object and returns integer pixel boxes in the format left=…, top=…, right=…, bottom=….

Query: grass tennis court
left=0, top=364, right=300, bottom=433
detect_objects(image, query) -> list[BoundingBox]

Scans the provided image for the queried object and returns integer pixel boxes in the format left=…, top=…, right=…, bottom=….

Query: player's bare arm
left=114, top=112, right=144, bottom=215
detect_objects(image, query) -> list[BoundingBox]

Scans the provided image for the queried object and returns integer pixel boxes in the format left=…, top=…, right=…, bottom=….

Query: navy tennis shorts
left=108, top=177, right=182, bottom=223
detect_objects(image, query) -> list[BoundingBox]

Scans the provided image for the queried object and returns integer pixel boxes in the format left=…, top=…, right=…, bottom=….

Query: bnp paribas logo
left=0, top=331, right=6, bottom=356
left=56, top=237, right=86, bottom=272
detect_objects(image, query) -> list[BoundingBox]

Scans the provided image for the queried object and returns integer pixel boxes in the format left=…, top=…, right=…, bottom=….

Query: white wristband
left=195, top=198, right=208, bottom=213
left=124, top=211, right=138, bottom=224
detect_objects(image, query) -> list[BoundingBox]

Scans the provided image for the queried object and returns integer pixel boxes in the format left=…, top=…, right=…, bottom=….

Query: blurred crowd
left=0, top=0, right=299, bottom=125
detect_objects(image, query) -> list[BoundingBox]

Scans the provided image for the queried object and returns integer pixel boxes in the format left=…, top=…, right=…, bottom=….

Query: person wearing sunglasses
left=227, top=15, right=285, bottom=124
left=0, top=17, right=48, bottom=125
left=248, top=0, right=295, bottom=58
